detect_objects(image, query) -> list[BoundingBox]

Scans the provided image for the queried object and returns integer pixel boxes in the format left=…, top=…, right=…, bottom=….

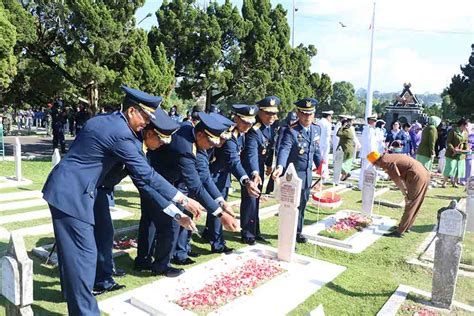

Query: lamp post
left=138, top=12, right=152, bottom=26
left=292, top=0, right=296, bottom=48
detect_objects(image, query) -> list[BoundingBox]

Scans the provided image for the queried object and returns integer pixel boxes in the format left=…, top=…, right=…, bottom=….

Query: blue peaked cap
left=197, top=112, right=229, bottom=143
left=209, top=112, right=235, bottom=128
left=121, top=85, right=163, bottom=118
left=148, top=108, right=180, bottom=143
left=256, top=96, right=280, bottom=113
left=294, top=98, right=318, bottom=113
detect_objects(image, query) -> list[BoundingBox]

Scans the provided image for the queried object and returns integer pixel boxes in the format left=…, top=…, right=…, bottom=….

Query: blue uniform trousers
left=50, top=205, right=100, bottom=315
left=240, top=181, right=262, bottom=239
left=137, top=194, right=180, bottom=272
left=173, top=208, right=193, bottom=261
left=204, top=186, right=228, bottom=251
left=136, top=216, right=156, bottom=267
left=297, top=186, right=311, bottom=234
left=93, top=189, right=115, bottom=289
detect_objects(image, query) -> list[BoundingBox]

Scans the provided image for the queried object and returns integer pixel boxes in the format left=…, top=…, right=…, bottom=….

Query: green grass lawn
left=0, top=160, right=473, bottom=315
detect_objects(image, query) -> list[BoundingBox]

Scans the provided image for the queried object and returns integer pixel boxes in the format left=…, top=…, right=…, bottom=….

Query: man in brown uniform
left=367, top=151, right=430, bottom=238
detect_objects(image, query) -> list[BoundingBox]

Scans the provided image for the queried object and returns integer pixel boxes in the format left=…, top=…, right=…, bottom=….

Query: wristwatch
left=216, top=212, right=223, bottom=218
left=174, top=213, right=182, bottom=221
left=181, top=197, right=189, bottom=207
left=243, top=178, right=250, bottom=186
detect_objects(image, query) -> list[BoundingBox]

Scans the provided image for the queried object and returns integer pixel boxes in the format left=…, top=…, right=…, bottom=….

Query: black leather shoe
left=134, top=260, right=153, bottom=272
left=296, top=234, right=308, bottom=244
left=92, top=283, right=126, bottom=296
left=211, top=246, right=234, bottom=255
left=112, top=268, right=126, bottom=277
left=152, top=267, right=185, bottom=278
left=255, top=236, right=270, bottom=244
left=171, top=257, right=195, bottom=265
left=241, top=237, right=256, bottom=245
left=188, top=251, right=201, bottom=258
left=383, top=231, right=404, bottom=238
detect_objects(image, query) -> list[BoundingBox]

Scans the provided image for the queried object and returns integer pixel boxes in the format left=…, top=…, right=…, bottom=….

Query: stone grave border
left=376, top=284, right=474, bottom=316
left=0, top=177, right=32, bottom=190
left=32, top=224, right=139, bottom=266
left=99, top=244, right=346, bottom=316
left=302, top=210, right=396, bottom=253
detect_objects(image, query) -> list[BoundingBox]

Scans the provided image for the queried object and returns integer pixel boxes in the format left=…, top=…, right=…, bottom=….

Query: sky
left=136, top=0, right=474, bottom=94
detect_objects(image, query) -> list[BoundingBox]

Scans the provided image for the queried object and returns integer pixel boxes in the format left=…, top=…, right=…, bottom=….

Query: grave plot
left=377, top=285, right=474, bottom=316
left=99, top=245, right=346, bottom=316
left=302, top=210, right=396, bottom=253
left=0, top=189, right=133, bottom=239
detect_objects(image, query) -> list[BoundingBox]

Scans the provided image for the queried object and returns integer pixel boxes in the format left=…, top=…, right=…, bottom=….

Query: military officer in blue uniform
left=93, top=106, right=182, bottom=294
left=272, top=98, right=321, bottom=243
left=149, top=112, right=239, bottom=265
left=240, top=96, right=280, bottom=245
left=42, top=85, right=203, bottom=315
left=206, top=105, right=261, bottom=250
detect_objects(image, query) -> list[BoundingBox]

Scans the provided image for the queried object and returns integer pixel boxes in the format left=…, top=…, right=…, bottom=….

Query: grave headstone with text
left=276, top=163, right=302, bottom=262
left=361, top=165, right=377, bottom=216
left=14, top=137, right=22, bottom=181
left=1, top=232, right=33, bottom=315
left=51, top=148, right=61, bottom=168
left=431, top=201, right=467, bottom=309
left=332, top=149, right=344, bottom=185
left=466, top=176, right=474, bottom=232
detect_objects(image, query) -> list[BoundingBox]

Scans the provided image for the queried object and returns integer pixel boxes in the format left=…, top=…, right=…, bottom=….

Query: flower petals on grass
left=175, top=258, right=283, bottom=313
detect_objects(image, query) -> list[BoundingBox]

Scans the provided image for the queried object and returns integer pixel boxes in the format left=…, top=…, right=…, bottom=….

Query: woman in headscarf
left=337, top=116, right=355, bottom=181
left=441, top=118, right=470, bottom=188
left=416, top=116, right=441, bottom=172
left=409, top=122, right=423, bottom=157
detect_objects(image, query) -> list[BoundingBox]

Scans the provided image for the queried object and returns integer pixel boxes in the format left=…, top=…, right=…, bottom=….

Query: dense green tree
left=448, top=44, right=474, bottom=118
left=0, top=3, right=17, bottom=91
left=330, top=81, right=357, bottom=114
left=440, top=89, right=457, bottom=120
left=423, top=104, right=442, bottom=118
left=5, top=0, right=174, bottom=113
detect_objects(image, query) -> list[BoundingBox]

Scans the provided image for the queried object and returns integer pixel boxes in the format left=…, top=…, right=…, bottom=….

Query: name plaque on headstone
left=438, top=209, right=463, bottom=238
left=362, top=167, right=377, bottom=216
left=280, top=183, right=296, bottom=206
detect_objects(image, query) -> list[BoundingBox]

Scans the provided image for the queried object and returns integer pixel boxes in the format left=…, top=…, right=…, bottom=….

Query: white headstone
left=52, top=148, right=61, bottom=168
left=14, top=137, right=22, bottom=181
left=466, top=176, right=474, bottom=232
left=1, top=256, right=21, bottom=305
left=332, top=149, right=344, bottom=185
left=276, top=163, right=302, bottom=262
left=1, top=232, right=34, bottom=313
left=432, top=204, right=467, bottom=309
left=438, top=209, right=464, bottom=237
left=361, top=166, right=377, bottom=216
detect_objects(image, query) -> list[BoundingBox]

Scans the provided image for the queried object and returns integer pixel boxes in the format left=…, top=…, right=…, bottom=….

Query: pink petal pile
left=326, top=213, right=373, bottom=233
left=175, top=258, right=283, bottom=313
left=400, top=304, right=438, bottom=316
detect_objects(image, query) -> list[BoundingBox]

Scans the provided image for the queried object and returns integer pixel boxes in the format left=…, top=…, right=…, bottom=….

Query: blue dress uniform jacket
left=276, top=122, right=321, bottom=234
left=43, top=112, right=179, bottom=225
left=42, top=112, right=179, bottom=315
left=240, top=120, right=276, bottom=240
left=209, top=129, right=247, bottom=195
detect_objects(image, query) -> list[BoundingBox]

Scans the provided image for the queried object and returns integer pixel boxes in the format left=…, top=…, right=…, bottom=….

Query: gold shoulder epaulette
left=290, top=122, right=298, bottom=128
left=192, top=143, right=197, bottom=157
left=252, top=122, right=261, bottom=130
left=232, top=129, right=239, bottom=139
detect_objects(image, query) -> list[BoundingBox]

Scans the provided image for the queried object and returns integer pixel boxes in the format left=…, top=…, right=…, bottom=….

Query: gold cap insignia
left=269, top=99, right=276, bottom=106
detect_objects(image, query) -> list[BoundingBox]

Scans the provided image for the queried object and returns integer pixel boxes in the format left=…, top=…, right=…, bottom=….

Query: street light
left=138, top=12, right=152, bottom=26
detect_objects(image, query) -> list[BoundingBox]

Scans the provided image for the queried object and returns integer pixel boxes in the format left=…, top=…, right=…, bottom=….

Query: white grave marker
left=1, top=232, right=34, bottom=315
left=466, top=176, right=474, bottom=232
left=276, top=163, right=302, bottom=262
left=361, top=165, right=377, bottom=216
left=51, top=148, right=61, bottom=168
left=432, top=202, right=467, bottom=309
left=14, top=137, right=22, bottom=181
left=332, top=148, right=344, bottom=185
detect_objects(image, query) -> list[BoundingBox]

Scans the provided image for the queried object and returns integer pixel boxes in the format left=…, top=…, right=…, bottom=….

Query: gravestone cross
left=466, top=176, right=474, bottom=232
left=14, top=137, right=22, bottom=181
left=276, top=163, right=302, bottom=262
left=51, top=148, right=61, bottom=168
left=332, top=148, right=344, bottom=185
left=431, top=200, right=467, bottom=309
left=361, top=165, right=377, bottom=216
left=1, top=232, right=34, bottom=315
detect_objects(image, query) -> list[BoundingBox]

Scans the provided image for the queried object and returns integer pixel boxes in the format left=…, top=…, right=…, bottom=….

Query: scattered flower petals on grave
left=113, top=237, right=137, bottom=250
left=175, top=258, right=283, bottom=313
left=326, top=213, right=372, bottom=233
